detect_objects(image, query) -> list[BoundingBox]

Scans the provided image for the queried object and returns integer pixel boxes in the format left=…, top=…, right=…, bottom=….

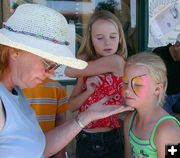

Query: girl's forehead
left=92, top=19, right=118, bottom=31
left=124, top=65, right=149, bottom=78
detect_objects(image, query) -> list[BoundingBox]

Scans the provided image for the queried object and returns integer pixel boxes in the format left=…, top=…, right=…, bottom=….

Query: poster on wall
left=148, top=0, right=180, bottom=47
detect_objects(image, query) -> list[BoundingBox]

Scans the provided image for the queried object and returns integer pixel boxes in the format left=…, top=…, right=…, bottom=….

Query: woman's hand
left=78, top=97, right=134, bottom=126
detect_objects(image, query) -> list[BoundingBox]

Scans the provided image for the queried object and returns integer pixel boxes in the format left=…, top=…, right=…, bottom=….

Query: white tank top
left=0, top=83, right=45, bottom=158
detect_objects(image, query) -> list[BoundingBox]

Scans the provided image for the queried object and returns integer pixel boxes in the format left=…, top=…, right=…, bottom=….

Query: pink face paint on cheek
left=137, top=76, right=149, bottom=97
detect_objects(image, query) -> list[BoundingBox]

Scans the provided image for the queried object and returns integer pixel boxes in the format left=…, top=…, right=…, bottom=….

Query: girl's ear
left=154, top=83, right=164, bottom=95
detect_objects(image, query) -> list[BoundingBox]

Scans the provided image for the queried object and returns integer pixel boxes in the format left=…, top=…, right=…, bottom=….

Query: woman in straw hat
left=0, top=4, right=133, bottom=158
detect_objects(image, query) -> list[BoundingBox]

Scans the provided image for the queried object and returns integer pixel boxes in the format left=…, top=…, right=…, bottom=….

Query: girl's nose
left=105, top=38, right=110, bottom=45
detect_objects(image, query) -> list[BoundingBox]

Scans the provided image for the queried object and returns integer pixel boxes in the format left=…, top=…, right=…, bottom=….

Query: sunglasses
left=41, top=58, right=61, bottom=72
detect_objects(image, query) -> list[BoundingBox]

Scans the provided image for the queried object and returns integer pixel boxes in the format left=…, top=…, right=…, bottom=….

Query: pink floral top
left=79, top=73, right=123, bottom=129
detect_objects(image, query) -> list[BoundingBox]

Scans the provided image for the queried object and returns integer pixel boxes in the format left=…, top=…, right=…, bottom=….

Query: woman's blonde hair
left=0, top=44, right=11, bottom=79
left=78, top=10, right=127, bottom=61
left=126, top=52, right=167, bottom=107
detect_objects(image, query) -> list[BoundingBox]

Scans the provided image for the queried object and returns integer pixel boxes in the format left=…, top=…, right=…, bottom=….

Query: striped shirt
left=22, top=79, right=68, bottom=132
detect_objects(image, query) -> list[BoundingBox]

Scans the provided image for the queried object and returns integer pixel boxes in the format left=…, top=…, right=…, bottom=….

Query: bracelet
left=75, top=115, right=85, bottom=129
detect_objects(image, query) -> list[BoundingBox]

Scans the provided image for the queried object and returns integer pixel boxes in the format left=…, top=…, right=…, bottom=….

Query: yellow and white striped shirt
left=22, top=79, right=68, bottom=132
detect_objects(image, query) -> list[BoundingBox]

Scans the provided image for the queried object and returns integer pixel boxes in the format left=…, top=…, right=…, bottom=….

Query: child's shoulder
left=156, top=115, right=180, bottom=132
left=155, top=115, right=180, bottom=145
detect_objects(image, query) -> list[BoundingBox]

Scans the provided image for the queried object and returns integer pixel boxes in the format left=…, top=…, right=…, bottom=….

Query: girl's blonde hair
left=0, top=44, right=11, bottom=80
left=126, top=52, right=167, bottom=107
left=78, top=10, right=127, bottom=61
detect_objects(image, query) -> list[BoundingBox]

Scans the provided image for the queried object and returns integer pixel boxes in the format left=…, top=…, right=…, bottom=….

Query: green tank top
left=128, top=111, right=180, bottom=158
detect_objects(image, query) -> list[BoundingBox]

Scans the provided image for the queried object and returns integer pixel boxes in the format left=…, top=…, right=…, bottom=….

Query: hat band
left=3, top=24, right=70, bottom=46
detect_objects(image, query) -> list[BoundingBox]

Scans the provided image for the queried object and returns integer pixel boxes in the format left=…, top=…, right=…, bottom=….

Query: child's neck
left=133, top=106, right=167, bottom=139
left=136, top=106, right=162, bottom=124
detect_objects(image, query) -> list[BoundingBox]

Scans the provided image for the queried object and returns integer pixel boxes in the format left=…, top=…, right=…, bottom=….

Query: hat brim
left=0, top=29, right=87, bottom=69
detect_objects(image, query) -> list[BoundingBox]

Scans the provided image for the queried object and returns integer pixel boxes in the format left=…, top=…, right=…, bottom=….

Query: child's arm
left=155, top=119, right=180, bottom=158
left=65, top=54, right=125, bottom=77
left=68, top=76, right=101, bottom=112
left=124, top=112, right=133, bottom=158
left=68, top=77, right=92, bottom=112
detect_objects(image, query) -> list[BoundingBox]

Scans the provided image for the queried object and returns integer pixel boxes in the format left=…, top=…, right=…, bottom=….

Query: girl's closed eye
left=122, top=74, right=147, bottom=96
left=110, top=36, right=117, bottom=39
left=132, top=77, right=145, bottom=87
left=97, top=37, right=103, bottom=40
left=110, top=34, right=118, bottom=39
left=132, top=77, right=144, bottom=87
left=133, top=84, right=143, bottom=88
left=95, top=34, right=104, bottom=40
left=132, top=83, right=144, bottom=94
left=131, top=75, right=147, bottom=96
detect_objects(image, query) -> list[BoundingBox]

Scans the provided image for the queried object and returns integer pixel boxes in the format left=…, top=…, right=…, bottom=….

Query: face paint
left=131, top=75, right=147, bottom=96
left=122, top=74, right=128, bottom=96
left=123, top=74, right=148, bottom=96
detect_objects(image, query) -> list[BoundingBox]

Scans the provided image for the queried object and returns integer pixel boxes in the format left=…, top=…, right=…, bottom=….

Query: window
left=1, top=0, right=139, bottom=84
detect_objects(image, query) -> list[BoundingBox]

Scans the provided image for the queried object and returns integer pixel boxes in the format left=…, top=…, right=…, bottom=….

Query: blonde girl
left=123, top=53, right=180, bottom=158
left=65, top=10, right=132, bottom=158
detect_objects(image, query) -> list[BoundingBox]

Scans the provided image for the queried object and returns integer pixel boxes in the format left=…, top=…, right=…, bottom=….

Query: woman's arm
left=155, top=119, right=180, bottom=158
left=124, top=112, right=133, bottom=158
left=65, top=55, right=125, bottom=78
left=44, top=115, right=83, bottom=157
left=44, top=98, right=134, bottom=157
left=54, top=112, right=67, bottom=158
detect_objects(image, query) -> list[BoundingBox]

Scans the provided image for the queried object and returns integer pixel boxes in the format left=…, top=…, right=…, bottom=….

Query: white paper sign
left=148, top=0, right=180, bottom=47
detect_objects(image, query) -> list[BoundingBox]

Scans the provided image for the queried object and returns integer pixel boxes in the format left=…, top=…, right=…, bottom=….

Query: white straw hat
left=0, top=4, right=87, bottom=69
